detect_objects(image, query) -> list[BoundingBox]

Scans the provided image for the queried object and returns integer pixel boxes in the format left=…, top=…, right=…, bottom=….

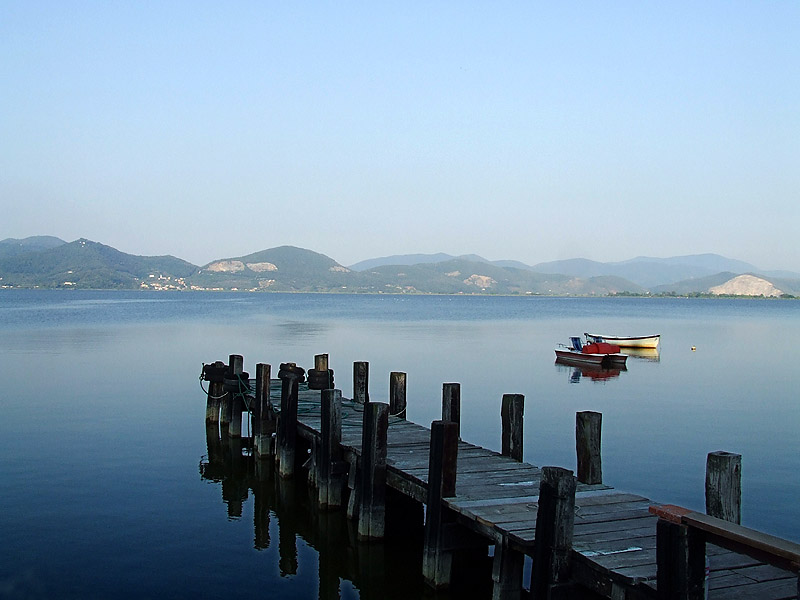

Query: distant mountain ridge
left=0, top=236, right=798, bottom=296
left=0, top=236, right=66, bottom=258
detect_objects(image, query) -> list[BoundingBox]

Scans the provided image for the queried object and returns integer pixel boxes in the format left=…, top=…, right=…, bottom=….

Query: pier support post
left=422, top=420, right=459, bottom=589
left=353, top=361, right=369, bottom=404
left=532, top=466, right=577, bottom=600
left=357, top=401, right=389, bottom=540
left=501, top=394, right=524, bottom=462
left=705, top=451, right=741, bottom=524
left=319, top=389, right=345, bottom=510
left=492, top=539, right=524, bottom=600
left=277, top=366, right=302, bottom=479
left=576, top=411, right=602, bottom=485
left=315, top=353, right=329, bottom=372
left=389, top=372, right=407, bottom=418
left=442, top=383, right=461, bottom=439
left=254, top=363, right=274, bottom=459
left=220, top=354, right=243, bottom=435
left=204, top=361, right=226, bottom=428
left=654, top=507, right=706, bottom=600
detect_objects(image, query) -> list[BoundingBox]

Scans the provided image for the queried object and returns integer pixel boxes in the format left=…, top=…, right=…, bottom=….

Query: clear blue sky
left=2, top=2, right=798, bottom=270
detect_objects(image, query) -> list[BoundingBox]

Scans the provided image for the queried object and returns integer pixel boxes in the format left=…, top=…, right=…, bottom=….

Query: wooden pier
left=201, top=354, right=800, bottom=599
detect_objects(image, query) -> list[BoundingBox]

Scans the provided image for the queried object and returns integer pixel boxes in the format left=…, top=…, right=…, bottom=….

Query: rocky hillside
left=1, top=236, right=798, bottom=296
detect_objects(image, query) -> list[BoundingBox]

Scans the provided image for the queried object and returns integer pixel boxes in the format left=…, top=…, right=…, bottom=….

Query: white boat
left=584, top=333, right=661, bottom=349
left=555, top=337, right=628, bottom=369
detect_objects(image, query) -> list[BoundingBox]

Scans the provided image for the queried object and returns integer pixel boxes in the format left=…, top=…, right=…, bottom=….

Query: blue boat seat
left=570, top=337, right=583, bottom=351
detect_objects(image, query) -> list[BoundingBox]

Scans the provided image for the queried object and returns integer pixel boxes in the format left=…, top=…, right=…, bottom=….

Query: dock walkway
left=286, top=386, right=797, bottom=600
left=203, top=357, right=799, bottom=599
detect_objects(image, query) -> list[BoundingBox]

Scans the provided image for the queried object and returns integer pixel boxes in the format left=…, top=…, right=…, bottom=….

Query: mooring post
left=220, top=354, right=243, bottom=434
left=422, top=420, right=459, bottom=589
left=254, top=363, right=274, bottom=459
left=357, top=401, right=389, bottom=540
left=228, top=383, right=244, bottom=439
left=501, top=394, right=524, bottom=462
left=653, top=505, right=706, bottom=600
left=706, top=451, right=742, bottom=524
left=315, top=353, right=329, bottom=372
left=576, top=411, right=602, bottom=485
left=277, top=367, right=302, bottom=479
left=492, top=538, right=525, bottom=600
left=389, top=372, right=407, bottom=418
left=353, top=361, right=369, bottom=404
left=205, top=361, right=226, bottom=427
left=319, top=389, right=345, bottom=510
left=532, top=466, right=577, bottom=600
left=442, top=383, right=461, bottom=439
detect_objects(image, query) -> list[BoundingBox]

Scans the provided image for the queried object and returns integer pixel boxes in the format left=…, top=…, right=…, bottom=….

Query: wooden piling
left=315, top=353, right=329, bottom=371
left=576, top=411, right=602, bottom=485
left=277, top=369, right=301, bottom=479
left=655, top=515, right=706, bottom=600
left=389, top=372, right=407, bottom=419
left=442, top=383, right=461, bottom=439
left=492, top=539, right=524, bottom=600
left=228, top=388, right=244, bottom=439
left=422, top=420, right=459, bottom=589
left=254, top=363, right=274, bottom=459
left=319, top=389, right=345, bottom=510
left=706, top=451, right=742, bottom=524
left=353, top=361, right=369, bottom=404
left=501, top=394, right=524, bottom=462
left=220, top=354, right=243, bottom=434
left=357, top=401, right=389, bottom=540
left=204, top=361, right=226, bottom=427
left=532, top=466, right=577, bottom=599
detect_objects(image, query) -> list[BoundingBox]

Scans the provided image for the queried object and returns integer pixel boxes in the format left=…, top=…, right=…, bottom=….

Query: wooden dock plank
left=244, top=382, right=798, bottom=600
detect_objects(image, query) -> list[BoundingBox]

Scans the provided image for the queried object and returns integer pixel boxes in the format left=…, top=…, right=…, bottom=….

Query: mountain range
left=1, top=236, right=799, bottom=297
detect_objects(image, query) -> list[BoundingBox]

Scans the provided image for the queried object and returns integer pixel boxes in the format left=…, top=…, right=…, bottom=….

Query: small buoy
left=691, top=346, right=696, bottom=351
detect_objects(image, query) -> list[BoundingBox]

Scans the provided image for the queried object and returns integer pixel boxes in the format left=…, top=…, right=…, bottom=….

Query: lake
left=1, top=290, right=798, bottom=599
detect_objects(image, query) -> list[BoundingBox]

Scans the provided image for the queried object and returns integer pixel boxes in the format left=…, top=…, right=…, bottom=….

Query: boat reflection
left=622, top=347, right=661, bottom=362
left=555, top=358, right=626, bottom=383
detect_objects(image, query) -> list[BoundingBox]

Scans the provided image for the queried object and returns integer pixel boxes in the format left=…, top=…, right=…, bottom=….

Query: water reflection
left=199, top=432, right=436, bottom=600
left=623, top=347, right=661, bottom=362
left=554, top=360, right=626, bottom=383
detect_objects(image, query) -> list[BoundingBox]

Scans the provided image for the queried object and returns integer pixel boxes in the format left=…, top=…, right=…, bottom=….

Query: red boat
left=554, top=337, right=628, bottom=369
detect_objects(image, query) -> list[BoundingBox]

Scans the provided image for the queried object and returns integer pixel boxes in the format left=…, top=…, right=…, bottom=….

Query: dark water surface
left=1, top=291, right=799, bottom=598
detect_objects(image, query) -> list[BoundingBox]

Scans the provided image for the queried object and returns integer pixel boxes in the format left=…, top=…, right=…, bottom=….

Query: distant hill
left=0, top=238, right=197, bottom=289
left=349, top=253, right=460, bottom=271
left=652, top=272, right=800, bottom=296
left=351, top=259, right=647, bottom=296
left=531, top=254, right=766, bottom=288
left=1, top=236, right=797, bottom=296
left=0, top=236, right=66, bottom=258
left=190, top=246, right=351, bottom=291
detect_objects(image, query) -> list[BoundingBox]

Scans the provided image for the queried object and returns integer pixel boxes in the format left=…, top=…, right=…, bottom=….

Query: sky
left=1, top=2, right=798, bottom=270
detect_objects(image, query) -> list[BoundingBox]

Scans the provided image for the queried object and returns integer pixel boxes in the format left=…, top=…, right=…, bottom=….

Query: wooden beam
left=357, top=402, right=389, bottom=540
left=423, top=420, right=460, bottom=589
left=532, top=466, right=576, bottom=600
left=353, top=361, right=369, bottom=404
left=319, top=389, right=345, bottom=510
left=705, top=451, right=741, bottom=524
left=277, top=368, right=302, bottom=478
left=390, top=372, right=407, bottom=419
left=576, top=411, right=602, bottom=485
left=254, top=363, right=274, bottom=459
left=442, top=383, right=461, bottom=439
left=501, top=394, right=524, bottom=462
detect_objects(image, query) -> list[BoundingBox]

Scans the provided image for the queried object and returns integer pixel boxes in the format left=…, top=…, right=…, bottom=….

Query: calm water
left=1, top=290, right=799, bottom=598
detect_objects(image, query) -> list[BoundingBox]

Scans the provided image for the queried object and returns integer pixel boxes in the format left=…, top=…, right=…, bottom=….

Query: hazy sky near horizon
left=2, top=2, right=798, bottom=270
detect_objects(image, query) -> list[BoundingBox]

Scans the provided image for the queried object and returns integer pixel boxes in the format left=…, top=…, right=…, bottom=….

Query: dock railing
left=650, top=503, right=800, bottom=599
